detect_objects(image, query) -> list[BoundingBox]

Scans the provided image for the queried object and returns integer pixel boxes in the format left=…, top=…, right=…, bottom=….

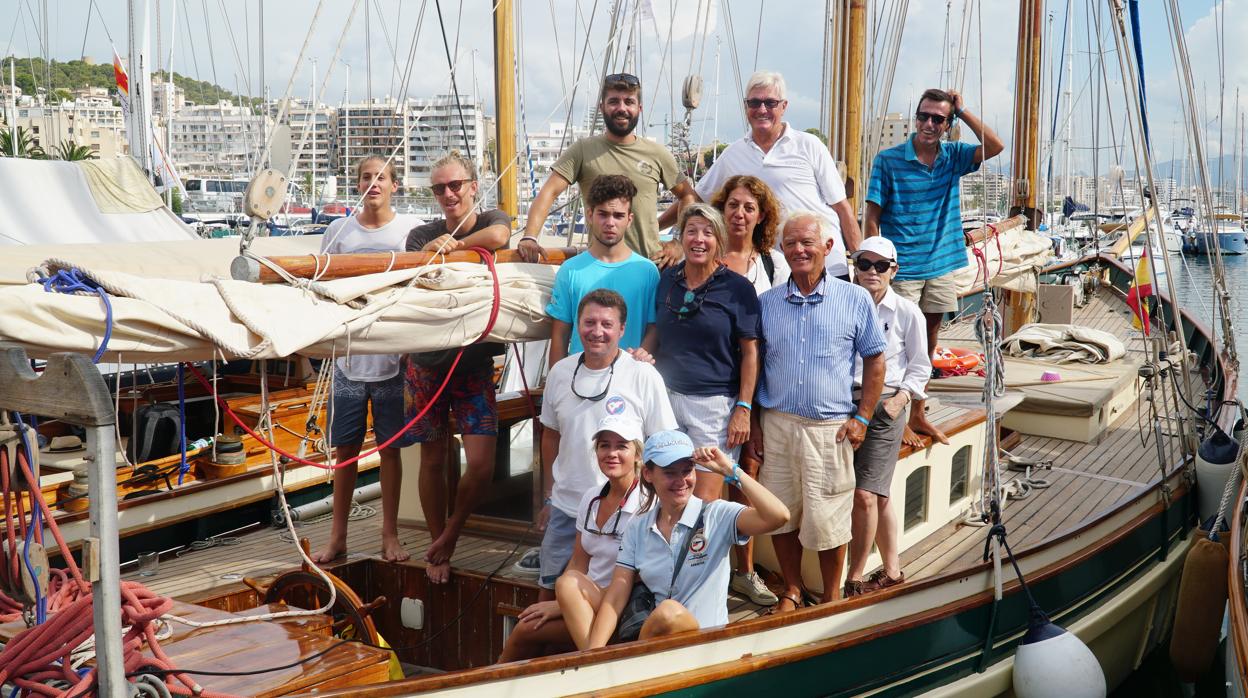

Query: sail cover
left=0, top=157, right=195, bottom=246
left=0, top=258, right=554, bottom=363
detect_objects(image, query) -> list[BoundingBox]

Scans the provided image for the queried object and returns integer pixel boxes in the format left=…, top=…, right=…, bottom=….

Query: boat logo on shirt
left=636, top=160, right=655, bottom=177
left=689, top=533, right=707, bottom=554
left=605, top=396, right=626, bottom=415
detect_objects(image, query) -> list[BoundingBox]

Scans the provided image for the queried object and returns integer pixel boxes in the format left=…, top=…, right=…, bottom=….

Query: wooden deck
left=906, top=284, right=1192, bottom=579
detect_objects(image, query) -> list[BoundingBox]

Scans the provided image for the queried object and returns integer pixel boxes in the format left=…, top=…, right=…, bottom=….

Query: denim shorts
left=327, top=367, right=417, bottom=449
left=538, top=507, right=578, bottom=589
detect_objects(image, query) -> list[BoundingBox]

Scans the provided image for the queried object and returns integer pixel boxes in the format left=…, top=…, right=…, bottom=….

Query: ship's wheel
left=258, top=539, right=386, bottom=645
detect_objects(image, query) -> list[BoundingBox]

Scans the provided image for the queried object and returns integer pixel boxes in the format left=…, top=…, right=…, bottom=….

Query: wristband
left=542, top=496, right=552, bottom=506
left=723, top=464, right=743, bottom=487
left=735, top=401, right=752, bottom=411
left=519, top=235, right=539, bottom=244
left=853, top=414, right=870, bottom=427
left=954, top=107, right=964, bottom=120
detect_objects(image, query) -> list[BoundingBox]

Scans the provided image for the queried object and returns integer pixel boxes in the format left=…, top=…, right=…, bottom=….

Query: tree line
left=1, top=56, right=258, bottom=109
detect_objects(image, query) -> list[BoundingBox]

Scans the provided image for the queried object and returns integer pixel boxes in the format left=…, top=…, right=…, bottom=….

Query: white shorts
left=667, top=391, right=742, bottom=471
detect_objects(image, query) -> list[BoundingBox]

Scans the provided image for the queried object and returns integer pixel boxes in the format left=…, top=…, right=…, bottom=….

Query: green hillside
left=1, top=56, right=258, bottom=108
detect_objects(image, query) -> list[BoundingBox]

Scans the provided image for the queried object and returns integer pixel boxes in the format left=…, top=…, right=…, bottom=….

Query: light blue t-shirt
left=546, top=251, right=659, bottom=354
left=866, top=137, right=980, bottom=281
left=616, top=497, right=747, bottom=629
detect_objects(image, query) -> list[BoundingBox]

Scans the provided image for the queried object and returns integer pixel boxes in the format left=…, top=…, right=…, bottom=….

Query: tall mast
left=1061, top=0, right=1074, bottom=206
left=1009, top=0, right=1044, bottom=228
left=493, top=0, right=517, bottom=219
left=832, top=0, right=866, bottom=212
left=311, top=58, right=317, bottom=205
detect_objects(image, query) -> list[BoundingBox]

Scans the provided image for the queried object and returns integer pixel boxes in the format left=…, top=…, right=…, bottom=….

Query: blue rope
left=176, top=364, right=189, bottom=485
left=13, top=412, right=46, bottom=625
left=1127, top=0, right=1150, bottom=148
left=36, top=268, right=114, bottom=364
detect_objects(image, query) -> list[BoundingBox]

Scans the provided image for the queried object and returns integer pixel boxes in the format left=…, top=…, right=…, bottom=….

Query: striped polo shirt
left=757, top=276, right=886, bottom=420
left=866, top=137, right=980, bottom=281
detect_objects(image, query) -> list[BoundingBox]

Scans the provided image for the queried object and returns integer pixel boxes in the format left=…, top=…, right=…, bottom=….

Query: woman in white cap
left=843, top=235, right=930, bottom=597
left=497, top=414, right=646, bottom=661
left=582, top=430, right=789, bottom=647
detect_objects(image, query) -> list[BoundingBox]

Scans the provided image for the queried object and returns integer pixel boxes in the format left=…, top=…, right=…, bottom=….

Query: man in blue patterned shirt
left=864, top=88, right=1003, bottom=445
left=749, top=211, right=887, bottom=610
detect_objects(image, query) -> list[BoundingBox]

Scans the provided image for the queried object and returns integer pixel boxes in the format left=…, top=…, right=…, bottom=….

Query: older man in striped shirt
left=748, top=211, right=887, bottom=611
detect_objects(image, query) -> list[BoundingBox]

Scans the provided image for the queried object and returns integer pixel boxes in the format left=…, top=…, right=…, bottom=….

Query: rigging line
left=717, top=0, right=745, bottom=129
left=433, top=0, right=474, bottom=156
left=546, top=0, right=568, bottom=90
left=687, top=0, right=706, bottom=79
left=78, top=0, right=91, bottom=61
left=752, top=0, right=764, bottom=72
left=642, top=1, right=676, bottom=123
left=256, top=0, right=328, bottom=172
left=390, top=0, right=402, bottom=99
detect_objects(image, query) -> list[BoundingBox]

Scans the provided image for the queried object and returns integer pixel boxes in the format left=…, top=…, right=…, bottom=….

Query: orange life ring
left=932, top=347, right=980, bottom=371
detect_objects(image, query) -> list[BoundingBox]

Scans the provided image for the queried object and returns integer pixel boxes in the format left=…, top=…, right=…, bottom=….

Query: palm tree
left=53, top=140, right=97, bottom=161
left=0, top=127, right=46, bottom=159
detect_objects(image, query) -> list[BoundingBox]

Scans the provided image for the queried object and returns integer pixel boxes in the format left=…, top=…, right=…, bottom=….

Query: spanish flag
left=1125, top=249, right=1153, bottom=336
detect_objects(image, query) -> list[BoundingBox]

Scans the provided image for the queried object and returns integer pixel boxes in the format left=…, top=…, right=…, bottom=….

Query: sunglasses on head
left=745, top=98, right=784, bottom=110
left=430, top=179, right=472, bottom=196
left=854, top=258, right=894, bottom=274
left=915, top=111, right=950, bottom=126
left=603, top=73, right=640, bottom=89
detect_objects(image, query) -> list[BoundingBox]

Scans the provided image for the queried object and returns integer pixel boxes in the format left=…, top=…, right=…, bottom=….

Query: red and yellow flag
left=112, top=51, right=129, bottom=98
left=1125, top=249, right=1153, bottom=336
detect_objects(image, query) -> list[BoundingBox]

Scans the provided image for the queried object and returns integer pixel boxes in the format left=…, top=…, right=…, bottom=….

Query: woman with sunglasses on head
left=497, top=415, right=647, bottom=662
left=403, top=150, right=512, bottom=585
left=582, top=431, right=788, bottom=647
left=842, top=236, right=931, bottom=598
left=641, top=205, right=761, bottom=505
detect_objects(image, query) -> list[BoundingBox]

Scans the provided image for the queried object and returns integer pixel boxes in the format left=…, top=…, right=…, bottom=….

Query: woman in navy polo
left=642, top=204, right=761, bottom=503
left=582, top=430, right=789, bottom=646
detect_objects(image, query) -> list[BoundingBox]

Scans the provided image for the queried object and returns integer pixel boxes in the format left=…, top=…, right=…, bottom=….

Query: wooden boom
left=230, top=247, right=582, bottom=283
left=964, top=214, right=1027, bottom=245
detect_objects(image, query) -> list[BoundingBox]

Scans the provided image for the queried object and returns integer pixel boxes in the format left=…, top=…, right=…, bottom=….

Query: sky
left=1, top=0, right=1243, bottom=180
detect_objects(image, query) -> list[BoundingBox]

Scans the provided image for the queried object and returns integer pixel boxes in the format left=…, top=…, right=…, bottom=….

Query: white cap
left=852, top=236, right=897, bottom=261
left=593, top=414, right=644, bottom=443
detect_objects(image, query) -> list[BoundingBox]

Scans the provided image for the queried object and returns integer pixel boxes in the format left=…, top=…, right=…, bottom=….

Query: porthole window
left=950, top=445, right=971, bottom=504
left=904, top=466, right=930, bottom=531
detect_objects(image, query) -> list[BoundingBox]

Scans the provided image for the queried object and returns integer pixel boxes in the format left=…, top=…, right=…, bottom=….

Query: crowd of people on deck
left=311, top=68, right=1004, bottom=659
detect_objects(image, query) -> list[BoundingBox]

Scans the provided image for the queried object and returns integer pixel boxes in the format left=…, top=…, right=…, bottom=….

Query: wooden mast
left=840, top=0, right=867, bottom=208
left=493, top=0, right=518, bottom=220
left=1005, top=0, right=1045, bottom=332
left=1009, top=0, right=1044, bottom=228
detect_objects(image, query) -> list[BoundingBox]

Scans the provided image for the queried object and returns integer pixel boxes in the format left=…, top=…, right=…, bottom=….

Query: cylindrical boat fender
left=1013, top=611, right=1106, bottom=698
left=1168, top=536, right=1230, bottom=680
left=1194, top=429, right=1239, bottom=525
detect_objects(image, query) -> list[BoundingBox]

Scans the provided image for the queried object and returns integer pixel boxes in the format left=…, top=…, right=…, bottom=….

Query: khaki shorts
left=759, top=410, right=855, bottom=551
left=892, top=270, right=960, bottom=314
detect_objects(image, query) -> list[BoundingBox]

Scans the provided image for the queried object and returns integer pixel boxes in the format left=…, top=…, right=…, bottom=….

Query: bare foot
left=908, top=413, right=949, bottom=445
left=425, top=530, right=458, bottom=568
left=426, top=560, right=451, bottom=584
left=380, top=534, right=410, bottom=563
left=902, top=425, right=927, bottom=449
left=312, top=539, right=347, bottom=565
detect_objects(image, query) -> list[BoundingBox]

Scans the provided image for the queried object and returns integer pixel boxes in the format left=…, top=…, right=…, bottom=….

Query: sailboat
left=0, top=0, right=1231, bottom=696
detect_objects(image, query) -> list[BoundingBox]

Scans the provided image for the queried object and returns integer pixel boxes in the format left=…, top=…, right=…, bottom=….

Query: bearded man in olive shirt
left=518, top=73, right=697, bottom=268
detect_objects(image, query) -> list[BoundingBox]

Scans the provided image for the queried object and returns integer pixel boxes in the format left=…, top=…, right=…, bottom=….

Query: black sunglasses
left=915, top=112, right=950, bottom=126
left=854, top=258, right=895, bottom=274
left=571, top=353, right=618, bottom=402
left=745, top=98, right=784, bottom=110
left=583, top=479, right=639, bottom=537
left=664, top=268, right=714, bottom=319
left=603, top=73, right=640, bottom=88
left=430, top=179, right=472, bottom=196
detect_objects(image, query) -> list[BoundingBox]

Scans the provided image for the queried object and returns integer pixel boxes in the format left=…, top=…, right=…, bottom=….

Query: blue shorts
left=327, top=367, right=417, bottom=449
left=538, top=507, right=577, bottom=589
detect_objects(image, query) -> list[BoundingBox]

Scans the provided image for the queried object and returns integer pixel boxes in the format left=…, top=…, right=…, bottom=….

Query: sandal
left=765, top=592, right=802, bottom=615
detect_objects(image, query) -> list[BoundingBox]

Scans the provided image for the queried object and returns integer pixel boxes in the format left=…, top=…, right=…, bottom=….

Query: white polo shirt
left=575, top=482, right=644, bottom=587
left=853, top=287, right=931, bottom=400
left=616, top=497, right=748, bottom=629
left=696, top=123, right=850, bottom=277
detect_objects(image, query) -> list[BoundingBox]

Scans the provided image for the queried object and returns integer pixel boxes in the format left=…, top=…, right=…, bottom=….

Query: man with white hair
left=661, top=71, right=861, bottom=279
left=749, top=211, right=886, bottom=610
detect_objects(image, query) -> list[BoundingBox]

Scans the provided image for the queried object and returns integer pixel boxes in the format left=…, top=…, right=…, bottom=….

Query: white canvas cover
left=952, top=228, right=1054, bottom=294
left=0, top=157, right=195, bottom=246
left=0, top=258, right=555, bottom=363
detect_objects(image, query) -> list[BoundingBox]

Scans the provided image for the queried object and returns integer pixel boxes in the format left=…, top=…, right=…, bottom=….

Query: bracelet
left=954, top=107, right=964, bottom=120
left=735, top=401, right=752, bottom=411
left=723, top=464, right=743, bottom=487
left=519, top=235, right=539, bottom=244
left=542, top=496, right=552, bottom=505
left=853, top=414, right=870, bottom=427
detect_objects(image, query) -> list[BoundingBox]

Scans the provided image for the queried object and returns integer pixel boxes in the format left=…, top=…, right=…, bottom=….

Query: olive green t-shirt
left=551, top=134, right=685, bottom=259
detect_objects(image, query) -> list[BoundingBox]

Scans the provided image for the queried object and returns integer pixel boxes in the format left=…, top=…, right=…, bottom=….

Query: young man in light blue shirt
left=545, top=174, right=660, bottom=367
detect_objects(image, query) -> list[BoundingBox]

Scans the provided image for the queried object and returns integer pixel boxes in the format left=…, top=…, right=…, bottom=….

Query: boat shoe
left=864, top=569, right=904, bottom=592
left=511, top=547, right=541, bottom=579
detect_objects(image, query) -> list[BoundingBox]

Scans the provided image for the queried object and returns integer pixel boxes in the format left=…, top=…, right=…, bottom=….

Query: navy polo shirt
left=654, top=264, right=762, bottom=397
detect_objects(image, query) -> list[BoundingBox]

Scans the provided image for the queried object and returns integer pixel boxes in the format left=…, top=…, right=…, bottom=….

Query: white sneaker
left=731, top=570, right=778, bottom=605
left=511, top=547, right=541, bottom=579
